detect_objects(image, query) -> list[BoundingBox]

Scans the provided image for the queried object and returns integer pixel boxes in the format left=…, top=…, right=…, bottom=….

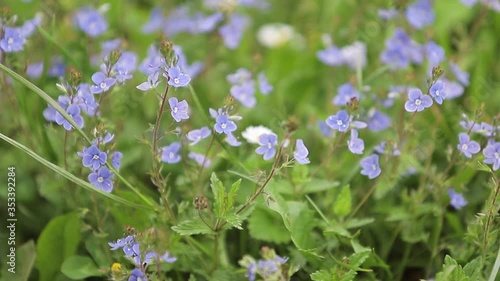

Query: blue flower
left=27, top=62, right=44, bottom=78
left=160, top=252, right=177, bottom=263
left=246, top=262, right=257, bottom=281
left=406, top=0, right=435, bottom=29
left=226, top=132, right=242, bottom=147
left=430, top=80, right=446, bottom=104
left=294, top=139, right=310, bottom=164
left=108, top=235, right=134, bottom=250
left=219, top=13, right=249, bottom=49
left=258, top=260, right=278, bottom=276
left=347, top=129, right=364, bottom=154
left=166, top=66, right=191, bottom=87
left=375, top=141, right=401, bottom=156
left=256, top=134, right=278, bottom=160
left=482, top=141, right=500, bottom=170
left=231, top=81, right=256, bottom=108
left=161, top=142, right=182, bottom=164
left=214, top=114, right=237, bottom=135
left=404, top=88, right=433, bottom=112
left=174, top=45, right=204, bottom=79
left=326, top=110, right=350, bottom=132
left=360, top=154, right=381, bottom=179
left=227, top=68, right=253, bottom=84
left=318, top=121, right=333, bottom=138
left=367, top=109, right=392, bottom=132
left=128, top=268, right=146, bottom=281
left=457, top=133, right=481, bottom=158
left=380, top=29, right=423, bottom=70
left=450, top=63, right=470, bottom=86
left=90, top=72, right=116, bottom=94
left=136, top=72, right=160, bottom=91
left=333, top=82, right=360, bottom=106
left=142, top=8, right=164, bottom=34
left=317, top=45, right=344, bottom=66
left=447, top=189, right=467, bottom=210
left=111, top=151, right=123, bottom=170
left=168, top=97, right=189, bottom=122
left=79, top=145, right=107, bottom=170
left=425, top=41, right=445, bottom=66
left=187, top=127, right=211, bottom=146
left=88, top=167, right=114, bottom=192
left=73, top=7, right=108, bottom=37
left=188, top=152, right=211, bottom=168
left=55, top=104, right=85, bottom=131
left=0, top=27, right=26, bottom=53
left=258, top=72, right=273, bottom=95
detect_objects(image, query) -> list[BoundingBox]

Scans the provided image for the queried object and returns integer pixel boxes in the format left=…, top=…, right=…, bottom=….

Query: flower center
left=495, top=152, right=500, bottom=159
left=173, top=107, right=178, bottom=113
left=371, top=164, right=377, bottom=171
left=174, top=78, right=180, bottom=84
left=221, top=123, right=227, bottom=129
left=97, top=176, right=104, bottom=183
left=267, top=143, right=272, bottom=149
left=337, top=120, right=343, bottom=125
left=8, top=38, right=14, bottom=44
left=415, top=99, right=422, bottom=105
left=461, top=144, right=468, bottom=151
left=169, top=152, right=175, bottom=159
left=435, top=90, right=440, bottom=96
left=93, top=155, right=99, bottom=160
left=100, top=82, right=107, bottom=89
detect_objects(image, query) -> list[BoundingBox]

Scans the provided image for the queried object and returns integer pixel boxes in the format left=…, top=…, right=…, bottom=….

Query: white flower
left=257, top=23, right=295, bottom=48
left=242, top=126, right=274, bottom=144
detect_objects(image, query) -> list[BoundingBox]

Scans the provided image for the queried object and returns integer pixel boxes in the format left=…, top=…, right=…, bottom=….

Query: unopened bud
left=109, top=48, right=122, bottom=65
left=67, top=67, right=82, bottom=86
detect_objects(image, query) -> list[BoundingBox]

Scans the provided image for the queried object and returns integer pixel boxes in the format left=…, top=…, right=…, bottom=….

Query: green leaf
left=85, top=237, right=111, bottom=268
left=324, top=223, right=352, bottom=238
left=227, top=179, right=241, bottom=211
left=333, top=185, right=351, bottom=217
left=291, top=204, right=317, bottom=250
left=462, top=257, right=482, bottom=280
left=210, top=173, right=225, bottom=217
left=345, top=218, right=375, bottom=229
left=0, top=132, right=148, bottom=209
left=61, top=256, right=103, bottom=280
left=2, top=240, right=36, bottom=281
left=265, top=181, right=291, bottom=230
left=221, top=212, right=243, bottom=230
left=172, top=217, right=215, bottom=236
left=435, top=255, right=470, bottom=281
left=248, top=207, right=290, bottom=243
left=311, top=270, right=333, bottom=281
left=36, top=212, right=82, bottom=281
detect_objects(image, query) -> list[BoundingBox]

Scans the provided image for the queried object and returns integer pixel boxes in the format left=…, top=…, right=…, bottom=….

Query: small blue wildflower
left=138, top=45, right=165, bottom=75
left=425, top=41, right=445, bottom=66
left=88, top=166, right=113, bottom=192
left=188, top=152, right=211, bottom=168
left=441, top=79, right=464, bottom=99
left=79, top=145, right=107, bottom=170
left=258, top=260, right=278, bottom=276
left=142, top=8, right=164, bottom=34
left=90, top=72, right=116, bottom=94
left=360, top=154, right=381, bottom=179
left=256, top=134, right=278, bottom=160
left=227, top=68, right=253, bottom=84
left=226, top=132, right=242, bottom=147
left=163, top=6, right=193, bottom=36
left=317, top=45, right=344, bottom=66
left=214, top=114, right=237, bottom=135
left=76, top=84, right=99, bottom=116
left=333, top=82, right=360, bottom=106
left=347, top=129, right=364, bottom=154
left=48, top=56, right=66, bottom=77
left=73, top=7, right=108, bottom=37
left=447, top=189, right=468, bottom=210
left=325, top=110, right=350, bottom=132
left=246, top=262, right=257, bottom=281
left=166, top=66, right=191, bottom=87
left=430, top=80, right=446, bottom=104
left=192, top=12, right=224, bottom=33
left=231, top=81, right=256, bottom=108
left=0, top=27, right=26, bottom=53
left=108, top=235, right=134, bottom=250
left=187, top=127, right=211, bottom=146
left=27, top=62, right=44, bottom=78
left=380, top=28, right=423, bottom=70
left=294, top=139, right=310, bottom=164
left=111, top=151, right=123, bottom=170
left=168, top=97, right=189, bottom=122
left=258, top=72, right=273, bottom=94
left=457, top=133, right=481, bottom=158
left=450, top=63, right=470, bottom=86
left=374, top=141, right=401, bottom=156
left=367, top=109, right=392, bottom=132
left=161, top=252, right=177, bottom=263
left=136, top=72, right=160, bottom=91
left=161, top=142, right=182, bottom=164
left=219, top=13, right=249, bottom=49
left=174, top=45, right=204, bottom=79
left=483, top=141, right=500, bottom=171
left=406, top=0, right=435, bottom=29
left=129, top=268, right=146, bottom=281
left=318, top=121, right=333, bottom=138
left=340, top=41, right=367, bottom=69
left=404, top=88, right=433, bottom=112
left=114, top=51, right=138, bottom=83
left=55, top=104, right=85, bottom=131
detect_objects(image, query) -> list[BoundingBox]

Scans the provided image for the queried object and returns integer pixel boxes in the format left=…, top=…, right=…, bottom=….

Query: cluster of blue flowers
left=108, top=234, right=176, bottom=280
left=0, top=11, right=40, bottom=53
left=226, top=68, right=273, bottom=108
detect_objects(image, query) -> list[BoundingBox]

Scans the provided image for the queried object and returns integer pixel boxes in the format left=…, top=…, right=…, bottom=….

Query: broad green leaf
left=435, top=255, right=470, bottom=281
left=210, top=173, right=225, bottom=217
left=0, top=133, right=150, bottom=209
left=172, top=217, right=215, bottom=236
left=227, top=179, right=241, bottom=211
left=324, top=224, right=352, bottom=238
left=36, top=212, right=82, bottom=281
left=248, top=207, right=290, bottom=243
left=333, top=185, right=351, bottom=217
left=311, top=270, right=333, bottom=281
left=61, top=255, right=103, bottom=280
left=265, top=181, right=291, bottom=230
left=462, top=257, right=482, bottom=280
left=85, top=237, right=111, bottom=269
left=291, top=204, right=317, bottom=250
left=221, top=212, right=243, bottom=230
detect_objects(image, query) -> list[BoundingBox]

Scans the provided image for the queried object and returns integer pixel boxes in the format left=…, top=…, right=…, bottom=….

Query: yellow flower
left=111, top=263, right=122, bottom=273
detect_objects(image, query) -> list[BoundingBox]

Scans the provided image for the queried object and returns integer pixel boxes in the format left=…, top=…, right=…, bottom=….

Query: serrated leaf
left=210, top=173, right=225, bottom=217
left=265, top=181, right=291, bottom=230
left=324, top=224, right=352, bottom=238
left=291, top=205, right=317, bottom=250
left=248, top=207, right=290, bottom=243
left=227, top=179, right=241, bottom=211
left=172, top=217, right=215, bottom=236
left=221, top=212, right=243, bottom=230
left=311, top=270, right=333, bottom=281
left=333, top=185, right=351, bottom=217
left=345, top=218, right=375, bottom=229
left=349, top=250, right=371, bottom=268
left=462, top=257, right=482, bottom=280
left=61, top=255, right=103, bottom=280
